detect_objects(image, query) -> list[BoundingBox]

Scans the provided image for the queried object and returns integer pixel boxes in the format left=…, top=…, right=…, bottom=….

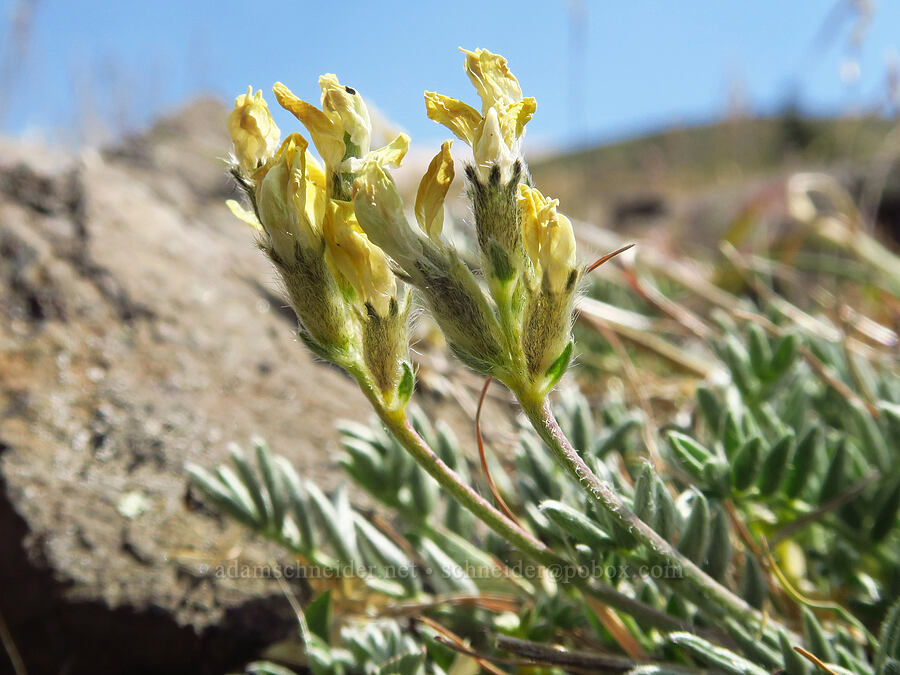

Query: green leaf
left=667, top=431, right=712, bottom=480
left=306, top=482, right=358, bottom=564
left=540, top=500, right=614, bottom=551
left=654, top=478, right=679, bottom=542
left=215, top=465, right=262, bottom=524
left=850, top=402, right=890, bottom=470
left=747, top=324, right=773, bottom=380
left=731, top=436, right=763, bottom=492
left=667, top=632, right=770, bottom=675
left=872, top=477, right=900, bottom=543
left=875, top=598, right=900, bottom=673
left=705, top=503, right=732, bottom=582
left=819, top=440, right=848, bottom=505
left=245, top=661, right=299, bottom=675
left=740, top=554, right=767, bottom=610
left=276, top=457, right=316, bottom=552
left=543, top=340, right=574, bottom=392
left=228, top=444, right=270, bottom=524
left=305, top=590, right=332, bottom=644
left=595, top=414, right=642, bottom=456
left=397, top=361, right=415, bottom=405
left=757, top=432, right=795, bottom=496
left=187, top=464, right=258, bottom=528
left=633, top=462, right=657, bottom=527
left=723, top=335, right=756, bottom=397
left=769, top=333, right=798, bottom=375
left=254, top=439, right=286, bottom=534
left=722, top=410, right=744, bottom=457
left=519, top=435, right=556, bottom=497
left=570, top=394, right=595, bottom=454
left=802, top=607, right=836, bottom=665
left=723, top=618, right=782, bottom=668
left=676, top=490, right=711, bottom=564
left=785, top=427, right=822, bottom=499
left=779, top=631, right=810, bottom=675
left=416, top=536, right=477, bottom=594
left=697, top=385, right=723, bottom=431
left=376, top=649, right=426, bottom=675
left=408, top=463, right=438, bottom=517
left=353, top=515, right=418, bottom=595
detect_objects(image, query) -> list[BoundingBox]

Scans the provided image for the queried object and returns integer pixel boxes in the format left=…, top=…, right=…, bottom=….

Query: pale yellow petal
left=460, top=48, right=523, bottom=114
left=472, top=107, right=513, bottom=179
left=414, top=140, right=455, bottom=242
left=228, top=86, right=280, bottom=175
left=319, top=73, right=371, bottom=157
left=360, top=133, right=410, bottom=169
left=273, top=82, right=345, bottom=169
left=226, top=199, right=263, bottom=231
left=518, top=183, right=543, bottom=264
left=424, top=92, right=482, bottom=146
left=497, top=96, right=537, bottom=145
left=323, top=201, right=395, bottom=315
left=542, top=213, right=577, bottom=292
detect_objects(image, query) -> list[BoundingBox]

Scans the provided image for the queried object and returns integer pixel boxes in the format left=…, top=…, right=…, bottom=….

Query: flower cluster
left=226, top=80, right=411, bottom=410
left=226, top=48, right=582, bottom=407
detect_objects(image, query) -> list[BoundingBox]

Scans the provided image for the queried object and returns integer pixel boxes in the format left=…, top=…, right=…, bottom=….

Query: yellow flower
left=425, top=48, right=536, bottom=182
left=256, top=133, right=327, bottom=262
left=228, top=86, right=280, bottom=176
left=273, top=74, right=371, bottom=173
left=415, top=140, right=455, bottom=242
left=518, top=184, right=577, bottom=293
left=323, top=200, right=396, bottom=316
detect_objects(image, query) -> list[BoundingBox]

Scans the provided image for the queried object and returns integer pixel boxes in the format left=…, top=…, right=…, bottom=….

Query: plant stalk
left=349, top=367, right=696, bottom=634
left=518, top=394, right=783, bottom=639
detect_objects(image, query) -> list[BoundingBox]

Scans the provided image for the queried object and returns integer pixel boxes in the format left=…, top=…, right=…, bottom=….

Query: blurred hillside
left=532, top=113, right=900, bottom=248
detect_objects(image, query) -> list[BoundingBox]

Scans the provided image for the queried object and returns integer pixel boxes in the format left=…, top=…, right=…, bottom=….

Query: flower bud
left=518, top=184, right=580, bottom=390
left=518, top=184, right=577, bottom=293
left=322, top=200, right=396, bottom=317
left=228, top=87, right=280, bottom=176
left=257, top=134, right=324, bottom=263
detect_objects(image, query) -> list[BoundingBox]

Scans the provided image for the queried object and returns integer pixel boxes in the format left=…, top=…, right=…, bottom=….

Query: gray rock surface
left=0, top=99, right=378, bottom=674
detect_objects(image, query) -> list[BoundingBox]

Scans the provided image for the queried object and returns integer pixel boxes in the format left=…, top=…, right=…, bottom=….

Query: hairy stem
left=519, top=394, right=784, bottom=639
left=348, top=366, right=695, bottom=634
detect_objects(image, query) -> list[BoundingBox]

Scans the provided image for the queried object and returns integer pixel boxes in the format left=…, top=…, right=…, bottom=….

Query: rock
left=0, top=99, right=376, bottom=674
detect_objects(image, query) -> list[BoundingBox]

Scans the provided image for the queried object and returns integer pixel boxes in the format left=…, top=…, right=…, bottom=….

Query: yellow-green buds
left=352, top=142, right=508, bottom=376
left=228, top=86, right=281, bottom=176
left=257, top=134, right=325, bottom=261
left=322, top=200, right=396, bottom=317
left=517, top=184, right=580, bottom=392
left=518, top=184, right=578, bottom=294
left=415, top=140, right=455, bottom=243
left=226, top=84, right=412, bottom=411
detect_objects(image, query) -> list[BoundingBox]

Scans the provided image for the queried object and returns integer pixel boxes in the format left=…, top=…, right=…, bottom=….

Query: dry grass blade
left=417, top=616, right=511, bottom=675
left=586, top=243, right=636, bottom=273
left=476, top=377, right=520, bottom=525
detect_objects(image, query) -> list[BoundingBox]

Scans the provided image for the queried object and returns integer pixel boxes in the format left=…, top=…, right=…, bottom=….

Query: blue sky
left=2, top=0, right=898, bottom=150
